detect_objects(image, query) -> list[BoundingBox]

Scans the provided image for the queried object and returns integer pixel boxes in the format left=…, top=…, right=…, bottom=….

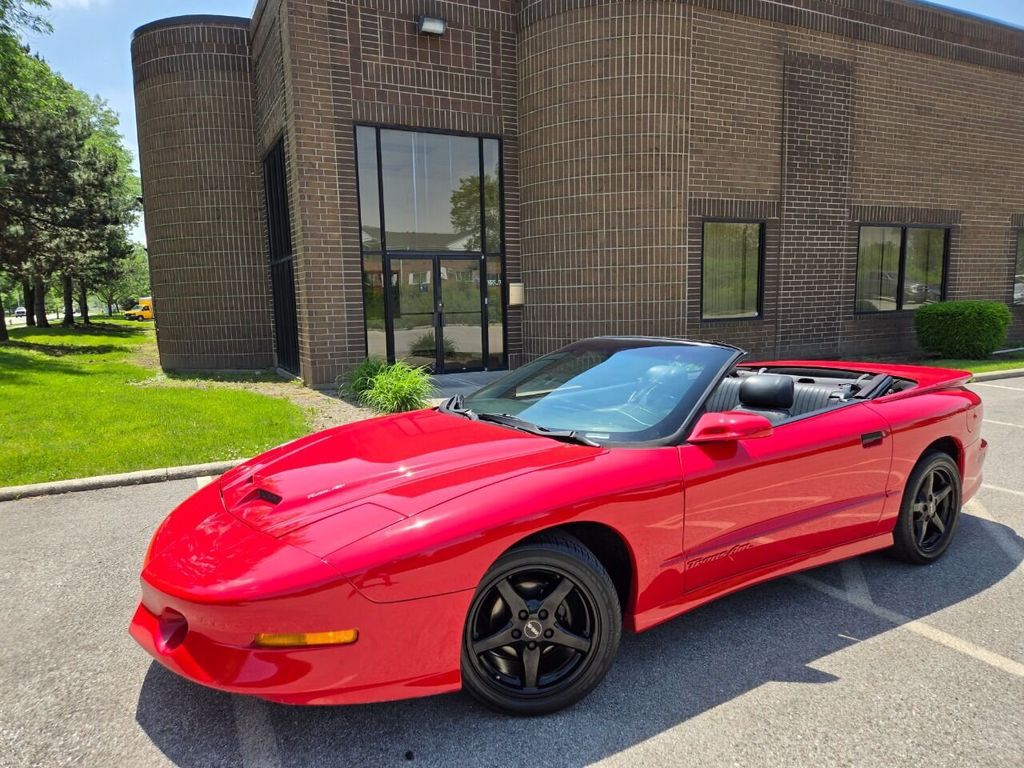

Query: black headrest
left=739, top=374, right=794, bottom=409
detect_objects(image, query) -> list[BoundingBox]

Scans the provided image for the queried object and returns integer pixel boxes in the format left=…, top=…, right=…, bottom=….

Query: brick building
left=132, top=0, right=1024, bottom=387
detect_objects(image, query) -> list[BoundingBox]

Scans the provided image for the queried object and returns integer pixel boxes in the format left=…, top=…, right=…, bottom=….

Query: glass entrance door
left=389, top=256, right=485, bottom=373
left=390, top=257, right=436, bottom=369
left=438, top=259, right=484, bottom=371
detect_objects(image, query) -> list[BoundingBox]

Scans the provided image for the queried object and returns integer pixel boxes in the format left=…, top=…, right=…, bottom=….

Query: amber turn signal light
left=253, top=629, right=359, bottom=648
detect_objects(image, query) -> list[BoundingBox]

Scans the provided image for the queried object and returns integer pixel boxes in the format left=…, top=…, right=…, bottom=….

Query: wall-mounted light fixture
left=416, top=15, right=447, bottom=36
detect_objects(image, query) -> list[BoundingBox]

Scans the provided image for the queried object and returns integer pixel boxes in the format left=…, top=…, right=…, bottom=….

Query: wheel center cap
left=523, top=620, right=543, bottom=640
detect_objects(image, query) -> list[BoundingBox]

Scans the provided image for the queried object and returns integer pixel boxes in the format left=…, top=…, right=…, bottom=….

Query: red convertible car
left=131, top=337, right=986, bottom=715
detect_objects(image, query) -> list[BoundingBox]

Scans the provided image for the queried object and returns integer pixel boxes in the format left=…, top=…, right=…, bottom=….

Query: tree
left=0, top=70, right=91, bottom=329
left=92, top=241, right=148, bottom=316
left=449, top=173, right=501, bottom=252
left=0, top=3, right=140, bottom=340
left=0, top=1, right=51, bottom=124
left=0, top=54, right=140, bottom=335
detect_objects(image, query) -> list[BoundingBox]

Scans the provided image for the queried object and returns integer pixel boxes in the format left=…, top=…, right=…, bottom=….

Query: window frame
left=854, top=223, right=951, bottom=314
left=699, top=219, right=767, bottom=322
left=353, top=123, right=508, bottom=368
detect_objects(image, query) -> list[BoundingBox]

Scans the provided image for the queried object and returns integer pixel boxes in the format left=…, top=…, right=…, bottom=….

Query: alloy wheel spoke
left=916, top=516, right=929, bottom=543
left=924, top=471, right=935, bottom=498
left=472, top=625, right=517, bottom=655
left=548, top=624, right=592, bottom=653
left=495, top=578, right=528, bottom=616
left=541, top=576, right=575, bottom=615
left=931, top=513, right=946, bottom=534
left=934, top=485, right=952, bottom=504
left=521, top=645, right=541, bottom=689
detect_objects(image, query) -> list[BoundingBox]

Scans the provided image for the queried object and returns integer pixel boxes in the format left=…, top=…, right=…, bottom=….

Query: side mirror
left=688, top=411, right=774, bottom=443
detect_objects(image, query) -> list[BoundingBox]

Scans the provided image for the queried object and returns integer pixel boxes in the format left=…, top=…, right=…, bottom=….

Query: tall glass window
left=856, top=226, right=948, bottom=312
left=701, top=222, right=763, bottom=320
left=355, top=127, right=505, bottom=370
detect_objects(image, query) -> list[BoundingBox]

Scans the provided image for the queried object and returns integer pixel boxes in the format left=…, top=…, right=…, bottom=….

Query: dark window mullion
left=374, top=127, right=396, bottom=363
left=896, top=226, right=908, bottom=311
left=477, top=139, right=489, bottom=368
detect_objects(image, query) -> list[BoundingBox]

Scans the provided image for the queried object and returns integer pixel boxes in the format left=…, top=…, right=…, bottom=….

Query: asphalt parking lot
left=1, top=380, right=1022, bottom=768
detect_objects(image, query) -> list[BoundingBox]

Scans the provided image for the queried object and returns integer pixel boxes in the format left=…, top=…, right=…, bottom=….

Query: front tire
left=891, top=451, right=962, bottom=564
left=461, top=533, right=621, bottom=715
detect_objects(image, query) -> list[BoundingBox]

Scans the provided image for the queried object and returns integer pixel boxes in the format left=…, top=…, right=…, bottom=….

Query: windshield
left=464, top=339, right=738, bottom=444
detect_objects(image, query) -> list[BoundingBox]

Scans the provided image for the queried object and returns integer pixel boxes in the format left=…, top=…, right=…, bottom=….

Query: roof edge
left=133, top=15, right=251, bottom=41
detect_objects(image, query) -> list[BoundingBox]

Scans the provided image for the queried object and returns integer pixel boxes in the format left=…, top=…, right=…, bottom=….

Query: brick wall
left=518, top=1, right=691, bottom=359
left=520, top=0, right=1024, bottom=359
left=246, top=0, right=521, bottom=384
left=135, top=0, right=1024, bottom=380
left=132, top=17, right=275, bottom=371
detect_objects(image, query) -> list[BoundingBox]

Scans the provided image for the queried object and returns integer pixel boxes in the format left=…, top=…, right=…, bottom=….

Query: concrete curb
left=971, top=368, right=1024, bottom=383
left=0, top=460, right=246, bottom=503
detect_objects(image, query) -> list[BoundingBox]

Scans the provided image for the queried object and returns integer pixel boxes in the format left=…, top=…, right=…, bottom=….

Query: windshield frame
left=461, top=337, right=746, bottom=448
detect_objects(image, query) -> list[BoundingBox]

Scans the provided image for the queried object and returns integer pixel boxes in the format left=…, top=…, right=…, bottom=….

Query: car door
left=678, top=402, right=893, bottom=595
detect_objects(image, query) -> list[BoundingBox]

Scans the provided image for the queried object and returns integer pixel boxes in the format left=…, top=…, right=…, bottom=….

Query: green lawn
left=919, top=353, right=1024, bottom=374
left=0, top=320, right=309, bottom=487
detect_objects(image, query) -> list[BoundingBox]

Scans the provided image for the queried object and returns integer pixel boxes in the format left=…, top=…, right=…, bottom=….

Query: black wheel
left=461, top=533, right=621, bottom=715
left=891, top=451, right=962, bottom=564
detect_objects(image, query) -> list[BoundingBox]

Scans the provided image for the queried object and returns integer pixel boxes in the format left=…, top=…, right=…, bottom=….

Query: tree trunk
left=79, top=281, right=91, bottom=325
left=23, top=281, right=35, bottom=326
left=33, top=277, right=49, bottom=328
left=62, top=273, right=75, bottom=327
left=106, top=300, right=113, bottom=316
left=0, top=299, right=8, bottom=343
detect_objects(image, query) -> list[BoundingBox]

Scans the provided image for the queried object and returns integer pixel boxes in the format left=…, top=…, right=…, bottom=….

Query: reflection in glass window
left=856, top=226, right=902, bottom=312
left=356, top=126, right=381, bottom=251
left=856, top=226, right=948, bottom=312
left=482, top=139, right=502, bottom=254
left=903, top=228, right=946, bottom=309
left=702, top=222, right=762, bottom=320
left=380, top=130, right=481, bottom=252
left=362, top=253, right=387, bottom=358
left=1015, top=232, right=1024, bottom=306
left=486, top=255, right=503, bottom=369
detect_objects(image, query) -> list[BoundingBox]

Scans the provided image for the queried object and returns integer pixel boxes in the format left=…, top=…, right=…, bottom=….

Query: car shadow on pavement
left=135, top=512, right=1022, bottom=768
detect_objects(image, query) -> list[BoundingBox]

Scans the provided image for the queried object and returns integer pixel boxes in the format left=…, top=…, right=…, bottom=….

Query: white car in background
left=13, top=306, right=26, bottom=318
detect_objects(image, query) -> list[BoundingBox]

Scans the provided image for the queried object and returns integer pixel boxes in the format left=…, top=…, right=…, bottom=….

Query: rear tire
left=461, top=533, right=621, bottom=715
left=891, top=451, right=962, bottom=564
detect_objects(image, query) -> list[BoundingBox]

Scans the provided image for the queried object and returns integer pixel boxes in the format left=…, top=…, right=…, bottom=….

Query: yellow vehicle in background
left=124, top=297, right=154, bottom=321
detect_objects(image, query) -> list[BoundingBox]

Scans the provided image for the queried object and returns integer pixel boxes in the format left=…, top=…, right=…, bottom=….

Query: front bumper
left=129, top=577, right=473, bottom=705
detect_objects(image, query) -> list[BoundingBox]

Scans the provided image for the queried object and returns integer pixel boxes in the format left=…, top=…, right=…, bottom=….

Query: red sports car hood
left=218, top=409, right=598, bottom=538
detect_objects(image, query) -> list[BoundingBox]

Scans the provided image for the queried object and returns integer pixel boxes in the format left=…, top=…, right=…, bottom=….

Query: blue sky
left=22, top=0, right=1024, bottom=244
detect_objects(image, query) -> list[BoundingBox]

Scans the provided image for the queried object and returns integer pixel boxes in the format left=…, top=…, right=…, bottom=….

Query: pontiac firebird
left=130, top=337, right=986, bottom=715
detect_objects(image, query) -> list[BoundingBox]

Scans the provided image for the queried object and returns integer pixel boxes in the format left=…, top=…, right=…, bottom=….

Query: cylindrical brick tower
left=132, top=16, right=275, bottom=371
left=518, top=1, right=691, bottom=358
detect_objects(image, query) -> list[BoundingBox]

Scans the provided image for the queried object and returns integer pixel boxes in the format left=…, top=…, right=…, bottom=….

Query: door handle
left=860, top=431, right=885, bottom=448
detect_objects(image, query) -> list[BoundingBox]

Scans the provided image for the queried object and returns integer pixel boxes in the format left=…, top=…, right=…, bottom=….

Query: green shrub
left=359, top=361, right=435, bottom=413
left=341, top=357, right=388, bottom=399
left=915, top=301, right=1011, bottom=359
